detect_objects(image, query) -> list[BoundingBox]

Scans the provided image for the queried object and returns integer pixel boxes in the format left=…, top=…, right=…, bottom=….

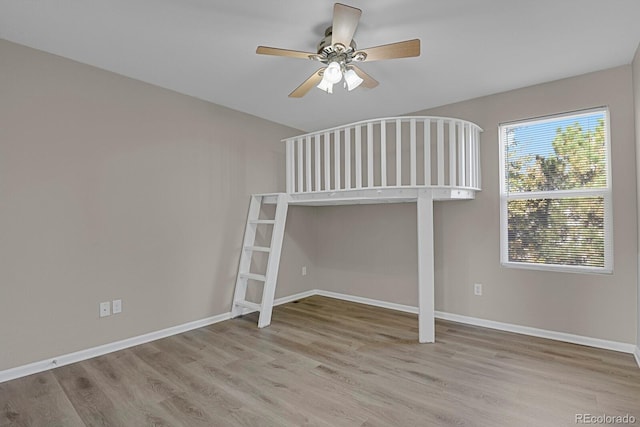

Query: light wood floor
left=1, top=296, right=639, bottom=426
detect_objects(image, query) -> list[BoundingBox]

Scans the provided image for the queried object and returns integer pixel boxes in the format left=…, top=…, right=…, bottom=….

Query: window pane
left=507, top=197, right=604, bottom=268
left=505, top=111, right=607, bottom=193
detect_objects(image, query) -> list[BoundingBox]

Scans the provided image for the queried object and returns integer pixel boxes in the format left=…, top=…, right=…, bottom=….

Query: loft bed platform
left=232, top=116, right=483, bottom=344
left=261, top=186, right=477, bottom=206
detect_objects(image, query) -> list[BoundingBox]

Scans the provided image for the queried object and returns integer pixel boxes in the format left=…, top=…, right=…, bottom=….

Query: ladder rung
left=249, top=220, right=276, bottom=225
left=244, top=245, right=271, bottom=253
left=235, top=300, right=261, bottom=311
left=240, top=273, right=266, bottom=282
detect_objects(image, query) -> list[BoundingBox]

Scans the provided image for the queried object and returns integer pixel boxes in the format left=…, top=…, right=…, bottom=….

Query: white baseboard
left=313, top=290, right=637, bottom=355
left=275, top=289, right=317, bottom=305
left=2, top=288, right=637, bottom=383
left=0, top=312, right=232, bottom=384
left=235, top=290, right=318, bottom=316
left=315, top=290, right=419, bottom=314
left=434, top=311, right=637, bottom=354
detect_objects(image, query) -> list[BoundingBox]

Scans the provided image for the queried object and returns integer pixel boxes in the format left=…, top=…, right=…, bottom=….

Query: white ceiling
left=2, top=1, right=640, bottom=132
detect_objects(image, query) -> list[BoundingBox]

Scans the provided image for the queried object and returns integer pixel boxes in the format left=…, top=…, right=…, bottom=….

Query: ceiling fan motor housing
left=317, top=26, right=358, bottom=57
left=313, top=26, right=367, bottom=67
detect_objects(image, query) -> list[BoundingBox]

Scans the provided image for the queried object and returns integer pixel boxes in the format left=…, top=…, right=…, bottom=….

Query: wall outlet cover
left=112, top=299, right=122, bottom=314
left=99, top=301, right=111, bottom=317
left=474, top=283, right=483, bottom=296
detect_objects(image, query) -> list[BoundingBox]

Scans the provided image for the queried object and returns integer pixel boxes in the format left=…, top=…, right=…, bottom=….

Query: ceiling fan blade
left=350, top=66, right=379, bottom=89
left=331, top=3, right=362, bottom=47
left=360, top=39, right=421, bottom=62
left=289, top=68, right=325, bottom=98
left=256, top=46, right=316, bottom=60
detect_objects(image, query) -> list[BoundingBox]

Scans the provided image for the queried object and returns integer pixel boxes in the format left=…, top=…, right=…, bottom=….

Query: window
left=499, top=107, right=612, bottom=273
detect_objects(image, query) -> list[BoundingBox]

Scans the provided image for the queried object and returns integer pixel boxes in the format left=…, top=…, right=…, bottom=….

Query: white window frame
left=498, top=107, right=613, bottom=274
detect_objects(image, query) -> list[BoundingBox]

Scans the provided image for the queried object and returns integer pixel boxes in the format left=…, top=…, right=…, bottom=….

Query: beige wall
left=633, top=44, right=640, bottom=350
left=315, top=66, right=638, bottom=344
left=0, top=39, right=315, bottom=371
left=2, top=39, right=637, bottom=373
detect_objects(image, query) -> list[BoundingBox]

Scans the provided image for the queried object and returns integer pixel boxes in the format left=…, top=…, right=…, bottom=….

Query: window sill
left=501, top=261, right=612, bottom=275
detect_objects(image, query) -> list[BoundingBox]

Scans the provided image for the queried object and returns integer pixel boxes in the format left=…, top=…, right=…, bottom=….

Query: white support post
left=314, top=134, right=321, bottom=191
left=367, top=122, right=374, bottom=187
left=334, top=130, right=341, bottom=190
left=476, top=129, right=482, bottom=189
left=417, top=192, right=435, bottom=343
left=305, top=136, right=312, bottom=192
left=296, top=138, right=303, bottom=193
left=437, top=119, right=444, bottom=186
left=464, top=124, right=471, bottom=188
left=324, top=132, right=331, bottom=191
left=458, top=122, right=465, bottom=187
left=410, top=119, right=417, bottom=186
left=345, top=129, right=351, bottom=189
left=449, top=121, right=456, bottom=187
left=396, top=119, right=402, bottom=186
left=424, top=120, right=431, bottom=186
left=355, top=126, right=362, bottom=188
left=285, top=140, right=293, bottom=194
left=471, top=128, right=480, bottom=189
left=469, top=128, right=476, bottom=188
left=381, top=120, right=387, bottom=187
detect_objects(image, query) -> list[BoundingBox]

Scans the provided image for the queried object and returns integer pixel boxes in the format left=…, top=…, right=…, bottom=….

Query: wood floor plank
left=52, top=363, right=126, bottom=427
left=0, top=371, right=84, bottom=427
left=1, top=295, right=639, bottom=426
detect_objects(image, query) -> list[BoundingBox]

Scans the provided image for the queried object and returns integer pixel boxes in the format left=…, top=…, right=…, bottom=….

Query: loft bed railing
left=283, top=116, right=483, bottom=195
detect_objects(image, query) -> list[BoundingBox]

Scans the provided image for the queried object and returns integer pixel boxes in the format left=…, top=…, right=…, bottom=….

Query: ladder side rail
left=257, top=194, right=290, bottom=328
left=231, top=195, right=263, bottom=317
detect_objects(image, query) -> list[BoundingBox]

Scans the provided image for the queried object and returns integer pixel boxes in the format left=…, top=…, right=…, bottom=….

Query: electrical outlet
left=112, top=299, right=122, bottom=314
left=99, top=301, right=111, bottom=317
left=302, top=266, right=307, bottom=276
left=474, top=283, right=483, bottom=296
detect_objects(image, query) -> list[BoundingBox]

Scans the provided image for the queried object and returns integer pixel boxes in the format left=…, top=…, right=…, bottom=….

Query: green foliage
left=506, top=119, right=606, bottom=267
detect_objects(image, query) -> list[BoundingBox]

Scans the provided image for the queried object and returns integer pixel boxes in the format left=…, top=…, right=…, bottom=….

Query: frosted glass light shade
left=324, top=62, right=343, bottom=84
left=317, top=78, right=333, bottom=93
left=344, top=69, right=364, bottom=91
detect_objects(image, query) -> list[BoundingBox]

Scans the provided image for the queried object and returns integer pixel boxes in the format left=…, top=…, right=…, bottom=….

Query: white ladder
left=231, top=193, right=289, bottom=328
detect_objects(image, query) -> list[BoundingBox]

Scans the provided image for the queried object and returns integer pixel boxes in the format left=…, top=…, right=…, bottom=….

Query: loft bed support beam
left=417, top=192, right=435, bottom=343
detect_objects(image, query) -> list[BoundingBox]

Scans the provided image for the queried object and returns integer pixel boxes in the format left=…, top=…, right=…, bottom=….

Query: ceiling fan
left=256, top=3, right=421, bottom=98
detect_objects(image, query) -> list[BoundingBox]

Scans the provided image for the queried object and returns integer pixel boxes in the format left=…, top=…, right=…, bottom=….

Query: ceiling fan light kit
left=256, top=3, right=421, bottom=98
left=343, top=68, right=364, bottom=91
left=323, top=61, right=343, bottom=84
left=317, top=77, right=334, bottom=94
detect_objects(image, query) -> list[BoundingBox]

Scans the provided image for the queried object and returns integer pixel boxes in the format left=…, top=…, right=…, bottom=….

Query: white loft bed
left=232, top=116, right=483, bottom=343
